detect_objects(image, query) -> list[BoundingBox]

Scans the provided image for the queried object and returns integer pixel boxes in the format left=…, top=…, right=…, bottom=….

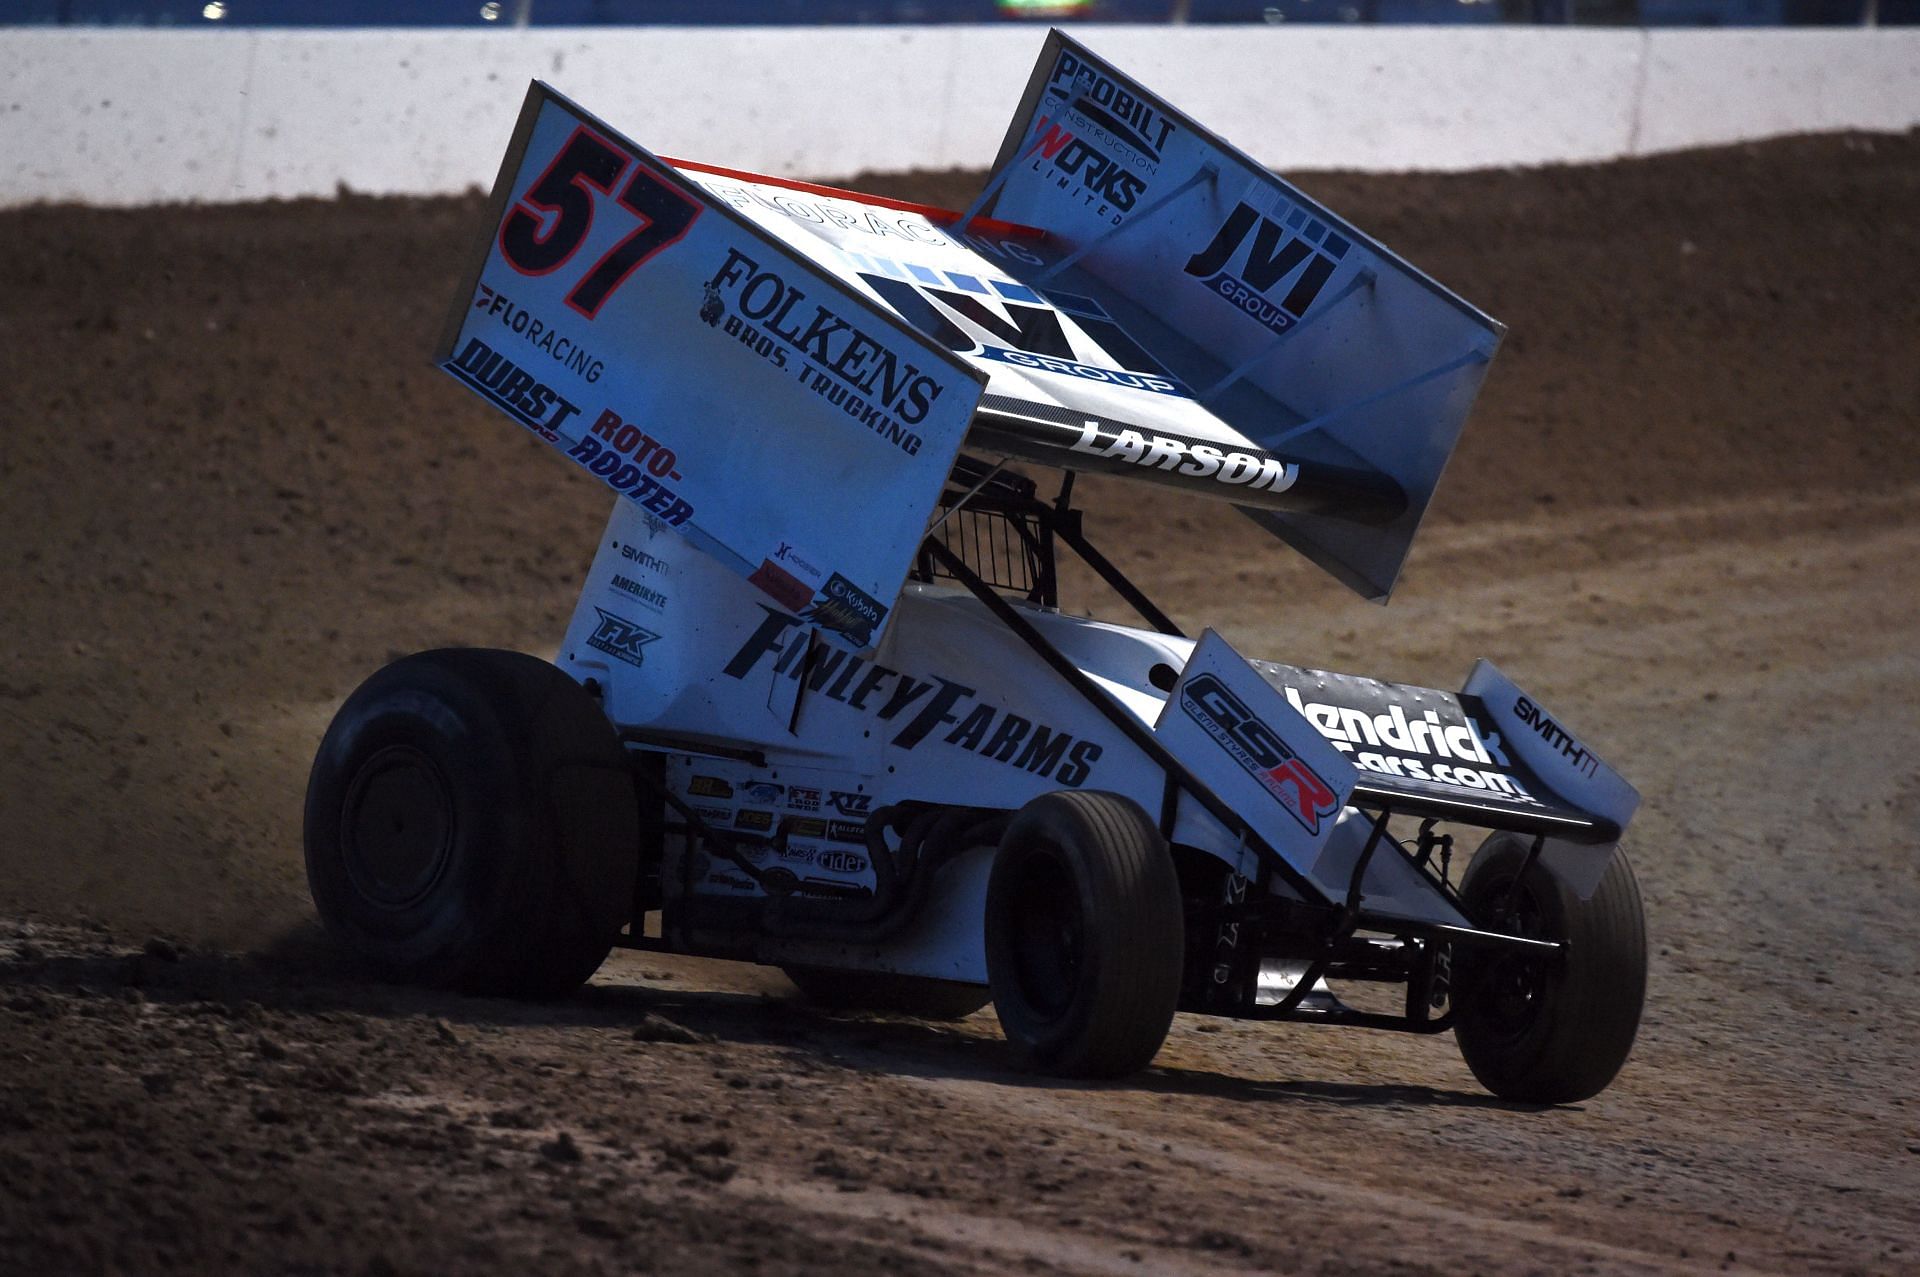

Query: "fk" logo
left=586, top=608, right=659, bottom=669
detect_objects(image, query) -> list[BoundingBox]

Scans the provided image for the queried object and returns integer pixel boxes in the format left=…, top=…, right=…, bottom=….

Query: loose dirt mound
left=2, top=132, right=1917, bottom=1274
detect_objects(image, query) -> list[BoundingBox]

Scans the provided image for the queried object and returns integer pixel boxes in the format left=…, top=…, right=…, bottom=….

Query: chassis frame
left=606, top=457, right=1571, bottom=1034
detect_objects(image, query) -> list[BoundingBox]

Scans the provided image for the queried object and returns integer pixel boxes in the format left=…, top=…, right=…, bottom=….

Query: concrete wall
left=2, top=26, right=1915, bottom=206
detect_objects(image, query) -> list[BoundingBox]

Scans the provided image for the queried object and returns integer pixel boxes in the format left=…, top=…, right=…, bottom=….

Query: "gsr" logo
left=1181, top=673, right=1339, bottom=835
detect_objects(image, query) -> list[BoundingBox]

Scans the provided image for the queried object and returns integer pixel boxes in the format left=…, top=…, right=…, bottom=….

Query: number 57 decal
left=498, top=125, right=700, bottom=320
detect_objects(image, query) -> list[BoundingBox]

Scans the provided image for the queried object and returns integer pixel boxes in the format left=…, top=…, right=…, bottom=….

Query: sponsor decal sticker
left=804, top=573, right=888, bottom=648
left=610, top=573, right=668, bottom=612
left=688, top=775, right=734, bottom=799
left=471, top=285, right=605, bottom=384
left=1185, top=201, right=1351, bottom=336
left=786, top=786, right=822, bottom=813
left=617, top=542, right=669, bottom=573
left=580, top=409, right=683, bottom=480
left=585, top=608, right=660, bottom=669
left=827, top=791, right=872, bottom=818
left=782, top=816, right=828, bottom=840
left=1181, top=673, right=1339, bottom=835
left=743, top=782, right=785, bottom=804
left=1043, top=49, right=1178, bottom=172
left=817, top=850, right=869, bottom=875
left=1514, top=697, right=1600, bottom=778
left=444, top=337, right=583, bottom=441
left=495, top=125, right=700, bottom=320
left=723, top=608, right=1102, bottom=787
left=749, top=559, right=814, bottom=613
left=858, top=265, right=1186, bottom=398
left=1276, top=681, right=1538, bottom=803
left=773, top=541, right=826, bottom=581
left=701, top=247, right=944, bottom=457
left=826, top=820, right=867, bottom=845
left=563, top=407, right=695, bottom=525
left=1024, top=115, right=1146, bottom=226
left=688, top=173, right=1045, bottom=267
left=734, top=808, right=775, bottom=833
left=1067, top=419, right=1297, bottom=495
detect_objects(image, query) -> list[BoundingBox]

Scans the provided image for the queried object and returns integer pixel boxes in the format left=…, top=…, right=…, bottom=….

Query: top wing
left=672, top=159, right=1403, bottom=525
left=440, top=30, right=1512, bottom=640
left=975, top=32, right=1507, bottom=601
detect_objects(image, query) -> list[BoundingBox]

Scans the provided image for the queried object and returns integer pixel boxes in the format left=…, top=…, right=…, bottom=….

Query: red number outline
left=563, top=164, right=703, bottom=320
left=498, top=125, right=631, bottom=280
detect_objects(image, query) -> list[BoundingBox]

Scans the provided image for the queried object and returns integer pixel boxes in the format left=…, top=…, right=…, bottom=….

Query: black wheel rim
left=340, top=744, right=455, bottom=910
left=1005, top=845, right=1083, bottom=1020
left=1471, top=874, right=1551, bottom=1039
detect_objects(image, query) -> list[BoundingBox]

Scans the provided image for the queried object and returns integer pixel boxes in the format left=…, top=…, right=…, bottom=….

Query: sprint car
left=306, top=32, right=1646, bottom=1102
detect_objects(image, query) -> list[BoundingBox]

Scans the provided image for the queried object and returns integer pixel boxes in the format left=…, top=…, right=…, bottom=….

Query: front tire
left=1453, top=831, right=1647, bottom=1103
left=304, top=648, right=639, bottom=999
left=985, top=791, right=1184, bottom=1078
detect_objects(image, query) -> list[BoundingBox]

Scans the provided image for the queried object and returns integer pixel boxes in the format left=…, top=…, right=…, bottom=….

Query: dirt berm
left=1, top=132, right=1916, bottom=1274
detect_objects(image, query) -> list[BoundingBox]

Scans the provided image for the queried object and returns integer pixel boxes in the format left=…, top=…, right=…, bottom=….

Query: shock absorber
left=1206, top=870, right=1259, bottom=1013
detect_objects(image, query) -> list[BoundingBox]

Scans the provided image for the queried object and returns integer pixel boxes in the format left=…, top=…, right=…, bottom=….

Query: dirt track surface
left=3, top=132, right=1919, bottom=1273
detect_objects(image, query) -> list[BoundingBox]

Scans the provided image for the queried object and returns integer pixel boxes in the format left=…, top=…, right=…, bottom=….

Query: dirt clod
left=631, top=1013, right=711, bottom=1045
left=538, top=1132, right=584, bottom=1164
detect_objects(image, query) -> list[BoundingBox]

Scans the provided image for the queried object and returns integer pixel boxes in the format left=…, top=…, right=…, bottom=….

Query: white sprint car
left=307, top=33, right=1647, bottom=1102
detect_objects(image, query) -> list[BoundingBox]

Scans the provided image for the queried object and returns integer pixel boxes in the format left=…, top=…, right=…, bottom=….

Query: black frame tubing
left=921, top=532, right=1563, bottom=975
left=924, top=534, right=1328, bottom=909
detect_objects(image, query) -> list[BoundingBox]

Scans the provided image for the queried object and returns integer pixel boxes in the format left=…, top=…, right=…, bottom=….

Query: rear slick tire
left=1453, top=831, right=1647, bottom=1104
left=985, top=790, right=1184, bottom=1078
left=303, top=648, right=639, bottom=999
